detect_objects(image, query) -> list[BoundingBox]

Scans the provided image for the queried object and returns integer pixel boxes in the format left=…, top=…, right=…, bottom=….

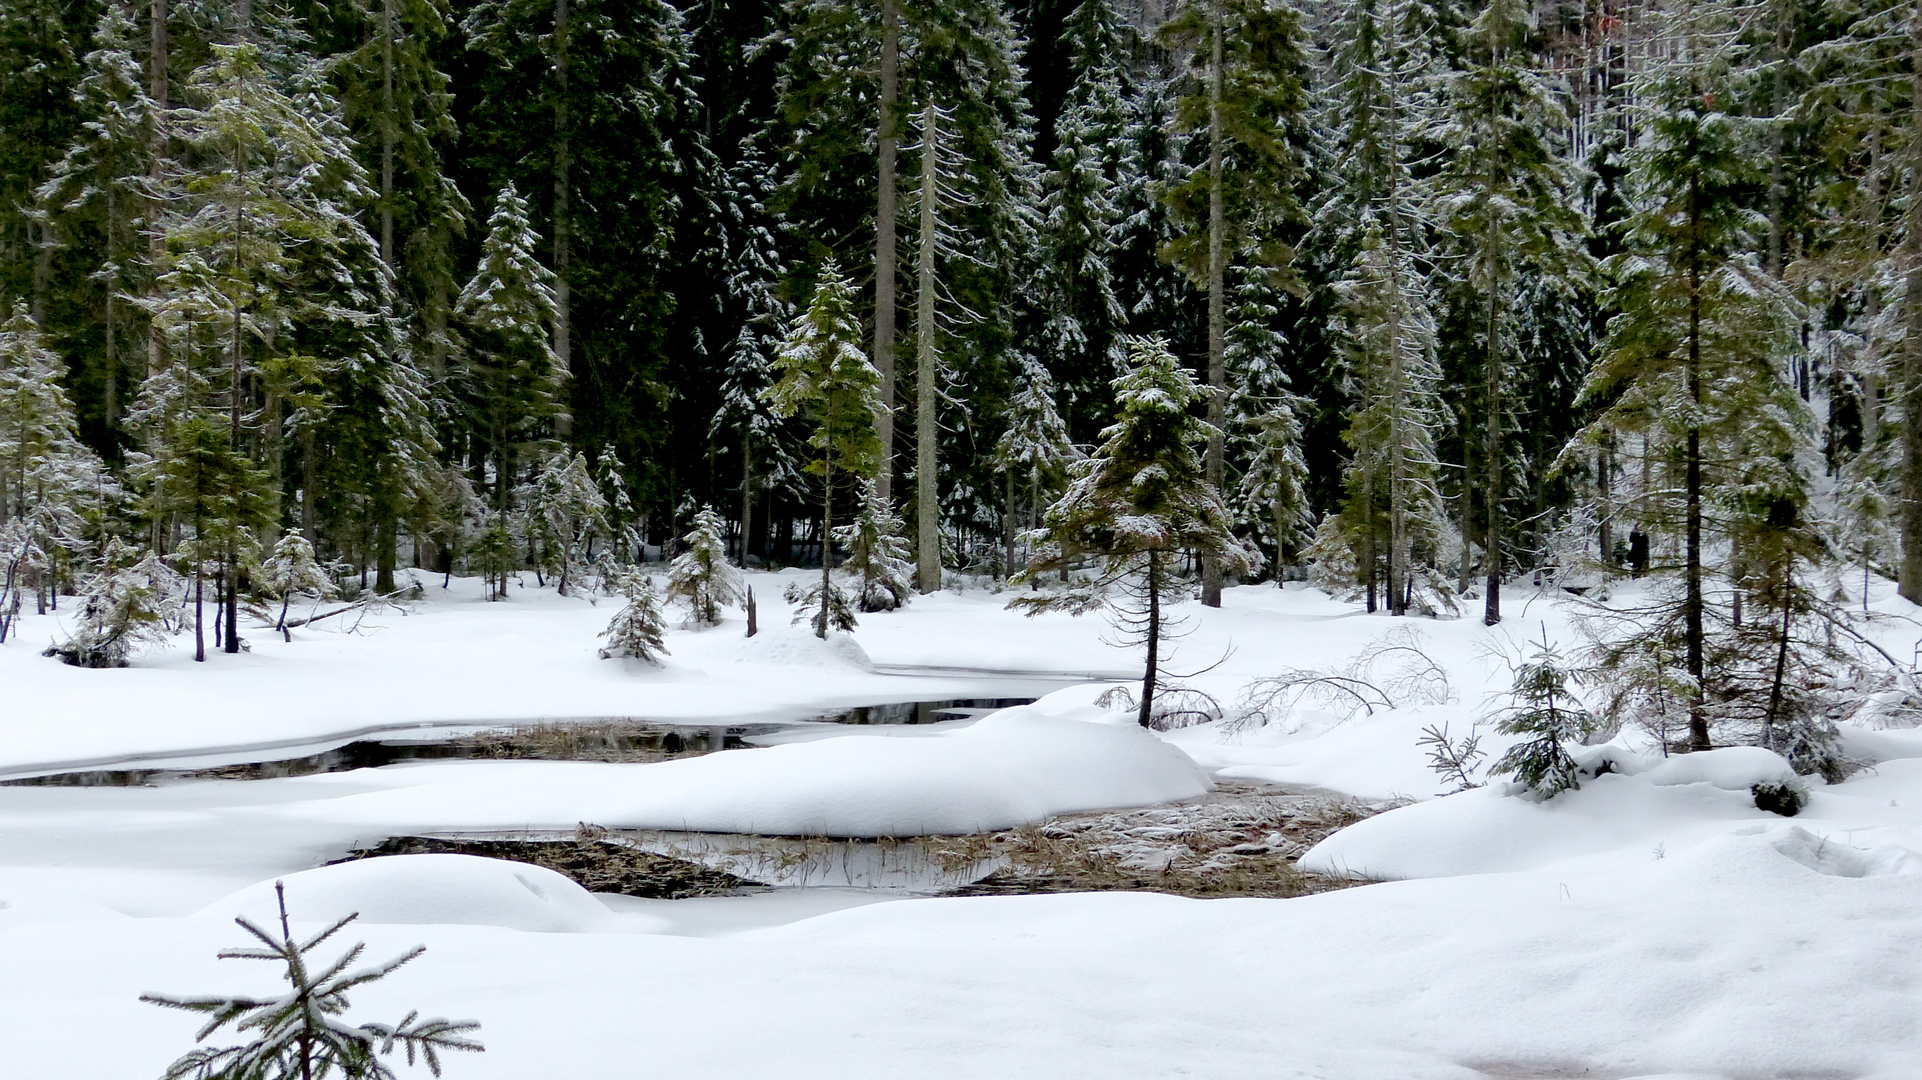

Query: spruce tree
left=35, top=4, right=158, bottom=445
left=763, top=264, right=883, bottom=637
left=262, top=528, right=332, bottom=635
left=994, top=359, right=1077, bottom=576
left=835, top=478, right=914, bottom=612
left=1156, top=0, right=1309, bottom=607
left=599, top=570, right=668, bottom=662
left=49, top=537, right=183, bottom=667
left=456, top=185, right=561, bottom=514
left=1435, top=0, right=1586, bottom=625
left=1011, top=336, right=1250, bottom=726
left=1037, top=0, right=1132, bottom=426
left=526, top=449, right=606, bottom=596
left=143, top=882, right=483, bottom=1080
left=666, top=506, right=743, bottom=627
left=1573, top=0, right=1794, bottom=751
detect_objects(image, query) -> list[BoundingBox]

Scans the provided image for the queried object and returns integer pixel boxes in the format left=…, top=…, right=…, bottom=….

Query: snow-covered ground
left=2, top=569, right=1920, bottom=1078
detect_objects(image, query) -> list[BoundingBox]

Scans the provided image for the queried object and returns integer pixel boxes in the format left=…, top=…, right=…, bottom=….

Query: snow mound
left=738, top=625, right=875, bottom=671
left=197, top=855, right=614, bottom=933
left=1768, top=826, right=1922, bottom=878
left=299, top=707, right=1211, bottom=837
left=1638, top=746, right=1796, bottom=790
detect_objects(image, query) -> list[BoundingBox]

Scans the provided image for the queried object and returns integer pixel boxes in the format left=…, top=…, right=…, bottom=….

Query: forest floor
left=1, top=568, right=1919, bottom=1078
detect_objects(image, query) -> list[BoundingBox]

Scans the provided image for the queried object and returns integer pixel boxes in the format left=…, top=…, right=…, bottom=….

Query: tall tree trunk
left=1901, top=2, right=1922, bottom=603
left=552, top=0, right=572, bottom=440
left=915, top=103, right=941, bottom=594
left=147, top=0, right=168, bottom=379
left=380, top=0, right=395, bottom=270
left=1685, top=174, right=1708, bottom=751
left=873, top=0, right=900, bottom=503
left=818, top=458, right=832, bottom=638
left=1002, top=471, right=1015, bottom=579
left=740, top=434, right=753, bottom=563
left=1138, top=550, right=1160, bottom=728
left=1201, top=1, right=1227, bottom=609
left=1459, top=414, right=1473, bottom=593
left=1484, top=285, right=1502, bottom=625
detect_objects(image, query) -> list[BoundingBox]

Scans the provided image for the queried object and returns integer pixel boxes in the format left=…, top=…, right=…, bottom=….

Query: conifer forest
left=12, top=0, right=1922, bottom=1071
left=5, top=0, right=1913, bottom=639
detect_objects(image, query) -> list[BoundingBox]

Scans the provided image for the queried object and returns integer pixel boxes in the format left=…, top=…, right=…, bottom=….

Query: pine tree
left=994, top=359, right=1078, bottom=576
left=1435, top=0, right=1587, bottom=625
left=143, top=410, right=269, bottom=663
left=1037, top=0, right=1132, bottom=426
left=1156, top=0, right=1309, bottom=607
left=48, top=538, right=183, bottom=668
left=1011, top=336, right=1251, bottom=726
left=138, top=40, right=376, bottom=653
left=1490, top=640, right=1591, bottom=798
left=1326, top=223, right=1450, bottom=616
left=35, top=4, right=158, bottom=445
left=1313, top=0, right=1451, bottom=616
left=763, top=264, right=883, bottom=637
left=456, top=185, right=561, bottom=514
left=666, top=506, right=743, bottom=627
left=0, top=303, right=104, bottom=619
left=834, top=479, right=914, bottom=612
left=143, top=882, right=483, bottom=1080
left=1573, top=0, right=1794, bottom=751
left=262, top=528, right=333, bottom=635
left=599, top=570, right=669, bottom=662
left=711, top=151, right=800, bottom=564
left=526, top=449, right=607, bottom=596
left=463, top=0, right=706, bottom=444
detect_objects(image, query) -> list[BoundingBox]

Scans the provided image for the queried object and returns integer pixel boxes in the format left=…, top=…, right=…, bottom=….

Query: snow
left=203, top=854, right=618, bottom=934
left=2, top=573, right=1921, bottom=1078
left=266, top=699, right=1210, bottom=837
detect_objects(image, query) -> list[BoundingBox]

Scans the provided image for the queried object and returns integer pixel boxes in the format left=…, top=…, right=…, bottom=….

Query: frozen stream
left=0, top=676, right=1116, bottom=915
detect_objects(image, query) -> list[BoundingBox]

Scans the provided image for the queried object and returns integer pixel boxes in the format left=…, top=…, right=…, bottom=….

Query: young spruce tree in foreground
left=1011, top=335, right=1249, bottom=727
left=142, top=882, right=482, bottom=1080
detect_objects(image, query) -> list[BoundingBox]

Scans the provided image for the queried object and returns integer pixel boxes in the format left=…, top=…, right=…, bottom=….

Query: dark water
left=2, top=697, right=1035, bottom=788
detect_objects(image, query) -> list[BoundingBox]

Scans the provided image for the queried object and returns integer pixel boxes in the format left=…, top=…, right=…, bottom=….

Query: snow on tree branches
left=667, top=507, right=743, bottom=627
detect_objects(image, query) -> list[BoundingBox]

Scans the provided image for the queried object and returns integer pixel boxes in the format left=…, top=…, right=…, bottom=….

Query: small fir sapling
left=666, top=507, right=743, bottom=627
left=1417, top=723, right=1486, bottom=794
left=46, top=539, right=184, bottom=668
left=783, top=575, right=858, bottom=636
left=142, top=883, right=482, bottom=1080
left=1490, top=641, right=1592, bottom=798
left=528, top=451, right=608, bottom=596
left=834, top=480, right=914, bottom=612
left=598, top=572, right=669, bottom=663
left=262, top=530, right=334, bottom=636
left=470, top=515, right=516, bottom=601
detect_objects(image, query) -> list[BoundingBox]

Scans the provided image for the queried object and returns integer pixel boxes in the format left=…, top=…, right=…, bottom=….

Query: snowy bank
left=281, top=700, right=1210, bottom=837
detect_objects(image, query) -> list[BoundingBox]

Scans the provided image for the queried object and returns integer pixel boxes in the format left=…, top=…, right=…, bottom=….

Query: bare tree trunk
left=873, top=0, right=900, bottom=503
left=1459, top=416, right=1473, bottom=593
left=1201, top=1, right=1227, bottom=609
left=552, top=0, right=572, bottom=440
left=1138, top=551, right=1160, bottom=728
left=818, top=458, right=832, bottom=638
left=1484, top=284, right=1502, bottom=625
left=915, top=103, right=941, bottom=594
left=1686, top=173, right=1709, bottom=751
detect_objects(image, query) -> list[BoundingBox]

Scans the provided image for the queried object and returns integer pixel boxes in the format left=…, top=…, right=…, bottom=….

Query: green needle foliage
left=142, top=882, right=482, bottom=1080
left=1490, top=640, right=1592, bottom=799
left=1012, top=335, right=1249, bottom=726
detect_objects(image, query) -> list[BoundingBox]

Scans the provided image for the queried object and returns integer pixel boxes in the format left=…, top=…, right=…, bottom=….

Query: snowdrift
left=284, top=703, right=1210, bottom=837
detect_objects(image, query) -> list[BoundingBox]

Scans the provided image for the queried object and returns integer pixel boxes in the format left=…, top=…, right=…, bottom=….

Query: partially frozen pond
left=0, top=696, right=1041, bottom=787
